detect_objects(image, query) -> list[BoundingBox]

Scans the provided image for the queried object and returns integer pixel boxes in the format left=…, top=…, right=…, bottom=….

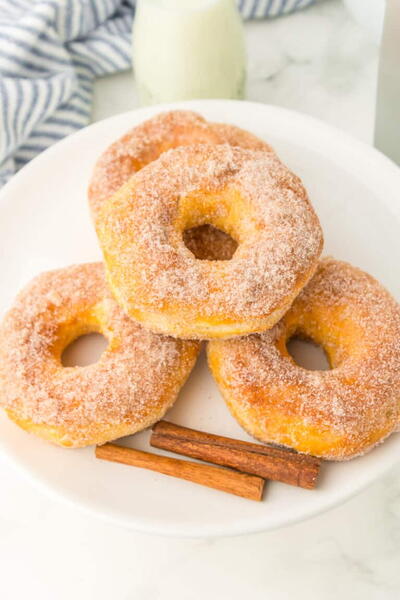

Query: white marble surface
left=2, top=1, right=400, bottom=598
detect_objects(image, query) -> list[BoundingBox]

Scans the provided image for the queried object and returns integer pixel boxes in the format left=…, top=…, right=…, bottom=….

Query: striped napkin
left=0, top=0, right=316, bottom=187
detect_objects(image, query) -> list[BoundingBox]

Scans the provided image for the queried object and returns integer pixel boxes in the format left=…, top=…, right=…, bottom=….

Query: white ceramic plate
left=1, top=100, right=400, bottom=537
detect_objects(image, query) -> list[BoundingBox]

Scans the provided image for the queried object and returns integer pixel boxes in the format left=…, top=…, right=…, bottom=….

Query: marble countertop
left=2, top=1, right=399, bottom=598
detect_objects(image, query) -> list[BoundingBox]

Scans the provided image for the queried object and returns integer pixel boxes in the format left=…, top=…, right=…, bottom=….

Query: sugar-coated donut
left=88, top=110, right=271, bottom=220
left=88, top=110, right=271, bottom=261
left=207, top=258, right=400, bottom=460
left=0, top=263, right=200, bottom=447
left=97, top=144, right=323, bottom=339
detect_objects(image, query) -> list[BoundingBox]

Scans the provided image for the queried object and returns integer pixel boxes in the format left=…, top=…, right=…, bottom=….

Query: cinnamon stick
left=95, top=443, right=265, bottom=501
left=151, top=421, right=321, bottom=489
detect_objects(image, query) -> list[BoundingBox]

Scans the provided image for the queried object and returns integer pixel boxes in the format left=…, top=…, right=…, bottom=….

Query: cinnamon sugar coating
left=97, top=144, right=323, bottom=339
left=88, top=109, right=271, bottom=220
left=0, top=263, right=200, bottom=447
left=207, top=258, right=400, bottom=460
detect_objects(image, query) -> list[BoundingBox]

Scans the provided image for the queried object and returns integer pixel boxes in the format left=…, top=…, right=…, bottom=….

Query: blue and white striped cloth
left=0, top=0, right=316, bottom=187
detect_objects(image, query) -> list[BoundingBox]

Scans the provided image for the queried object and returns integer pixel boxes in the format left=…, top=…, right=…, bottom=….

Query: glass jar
left=132, top=0, right=246, bottom=105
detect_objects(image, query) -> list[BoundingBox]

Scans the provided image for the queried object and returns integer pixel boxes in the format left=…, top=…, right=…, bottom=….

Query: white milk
left=132, top=0, right=246, bottom=105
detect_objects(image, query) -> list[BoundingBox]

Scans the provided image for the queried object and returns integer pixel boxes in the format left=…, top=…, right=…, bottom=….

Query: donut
left=0, top=263, right=200, bottom=447
left=96, top=144, right=323, bottom=340
left=207, top=258, right=400, bottom=460
left=88, top=110, right=271, bottom=261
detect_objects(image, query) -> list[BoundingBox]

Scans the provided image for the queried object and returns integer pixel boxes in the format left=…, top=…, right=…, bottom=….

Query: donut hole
left=183, top=224, right=238, bottom=261
left=179, top=187, right=255, bottom=261
left=61, top=333, right=108, bottom=367
left=286, top=335, right=330, bottom=371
